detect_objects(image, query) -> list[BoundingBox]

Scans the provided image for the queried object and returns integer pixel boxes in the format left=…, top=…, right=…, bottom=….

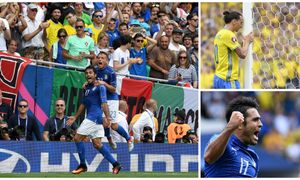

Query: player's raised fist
left=226, top=111, right=244, bottom=131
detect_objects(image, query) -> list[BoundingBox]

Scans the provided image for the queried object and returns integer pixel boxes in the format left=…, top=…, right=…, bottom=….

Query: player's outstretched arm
left=204, top=111, right=244, bottom=164
left=66, top=104, right=85, bottom=126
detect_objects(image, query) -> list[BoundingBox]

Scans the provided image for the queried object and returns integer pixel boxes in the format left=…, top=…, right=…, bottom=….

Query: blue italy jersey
left=96, top=66, right=119, bottom=100
left=82, top=84, right=107, bottom=124
left=204, top=134, right=259, bottom=177
left=129, top=47, right=147, bottom=77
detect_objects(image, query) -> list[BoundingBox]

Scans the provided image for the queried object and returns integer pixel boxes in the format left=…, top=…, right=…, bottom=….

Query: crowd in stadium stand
left=201, top=2, right=300, bottom=89
left=0, top=2, right=198, bottom=88
left=202, top=92, right=300, bottom=163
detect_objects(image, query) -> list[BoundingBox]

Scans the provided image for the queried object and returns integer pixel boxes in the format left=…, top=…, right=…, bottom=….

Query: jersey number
left=214, top=45, right=219, bottom=64
left=239, top=158, right=249, bottom=175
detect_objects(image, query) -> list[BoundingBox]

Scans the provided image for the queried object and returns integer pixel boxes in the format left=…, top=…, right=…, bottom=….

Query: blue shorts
left=213, top=75, right=240, bottom=89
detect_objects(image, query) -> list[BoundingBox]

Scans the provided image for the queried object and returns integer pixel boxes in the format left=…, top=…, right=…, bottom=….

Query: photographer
left=43, top=98, right=77, bottom=141
left=0, top=89, right=13, bottom=128
left=141, top=126, right=153, bottom=143
left=8, top=99, right=42, bottom=141
left=167, top=109, right=191, bottom=143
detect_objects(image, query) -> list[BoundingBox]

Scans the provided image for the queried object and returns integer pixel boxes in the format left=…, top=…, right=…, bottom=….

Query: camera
left=141, top=133, right=153, bottom=143
left=49, top=128, right=74, bottom=142
left=0, top=125, right=25, bottom=140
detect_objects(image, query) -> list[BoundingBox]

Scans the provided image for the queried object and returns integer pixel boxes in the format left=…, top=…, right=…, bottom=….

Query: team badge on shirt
left=232, top=37, right=237, bottom=43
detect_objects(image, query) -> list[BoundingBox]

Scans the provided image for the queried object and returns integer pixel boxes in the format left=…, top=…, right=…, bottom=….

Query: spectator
left=153, top=22, right=174, bottom=40
left=110, top=100, right=129, bottom=143
left=63, top=10, right=78, bottom=36
left=22, top=3, right=49, bottom=60
left=150, top=10, right=169, bottom=37
left=189, top=35, right=198, bottom=75
left=49, top=28, right=68, bottom=66
left=43, top=98, right=77, bottom=141
left=84, top=27, right=93, bottom=37
left=87, top=10, right=106, bottom=45
left=111, top=34, right=140, bottom=75
left=132, top=99, right=158, bottom=142
left=7, top=8, right=27, bottom=52
left=171, top=3, right=189, bottom=19
left=5, top=39, right=20, bottom=56
left=63, top=2, right=92, bottom=26
left=106, top=18, right=119, bottom=48
left=168, top=28, right=186, bottom=59
left=112, top=22, right=129, bottom=50
left=0, top=16, right=11, bottom=51
left=129, top=33, right=157, bottom=77
left=95, top=33, right=112, bottom=59
left=168, top=50, right=198, bottom=88
left=148, top=35, right=176, bottom=79
left=8, top=99, right=42, bottom=141
left=0, top=89, right=13, bottom=128
left=44, top=5, right=63, bottom=53
left=63, top=18, right=95, bottom=68
left=130, top=3, right=144, bottom=22
left=183, top=33, right=193, bottom=51
left=167, top=109, right=191, bottom=143
left=183, top=13, right=198, bottom=37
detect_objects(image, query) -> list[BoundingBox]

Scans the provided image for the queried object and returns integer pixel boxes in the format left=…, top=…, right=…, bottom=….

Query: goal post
left=242, top=2, right=253, bottom=89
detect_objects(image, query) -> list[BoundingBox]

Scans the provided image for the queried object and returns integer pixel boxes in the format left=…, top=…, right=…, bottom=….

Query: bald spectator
left=147, top=35, right=176, bottom=79
left=110, top=100, right=129, bottom=143
left=132, top=99, right=158, bottom=142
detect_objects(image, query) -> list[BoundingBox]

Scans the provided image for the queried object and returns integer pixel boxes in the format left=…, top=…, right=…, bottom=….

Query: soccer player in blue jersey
left=96, top=51, right=134, bottom=152
left=67, top=66, right=121, bottom=174
left=204, top=96, right=263, bottom=177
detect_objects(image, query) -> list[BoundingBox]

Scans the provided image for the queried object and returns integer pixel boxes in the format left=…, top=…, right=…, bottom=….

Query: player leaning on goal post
left=213, top=11, right=254, bottom=89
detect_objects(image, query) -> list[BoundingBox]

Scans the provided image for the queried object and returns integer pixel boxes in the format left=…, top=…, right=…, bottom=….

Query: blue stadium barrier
left=0, top=141, right=198, bottom=173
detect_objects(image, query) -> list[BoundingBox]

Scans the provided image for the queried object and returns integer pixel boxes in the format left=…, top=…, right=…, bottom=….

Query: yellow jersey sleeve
left=222, top=30, right=240, bottom=51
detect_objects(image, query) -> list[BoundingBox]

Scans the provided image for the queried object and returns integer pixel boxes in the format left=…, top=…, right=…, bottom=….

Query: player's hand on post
left=244, top=32, right=254, bottom=43
left=67, top=116, right=76, bottom=126
left=103, top=117, right=111, bottom=128
left=226, top=111, right=244, bottom=132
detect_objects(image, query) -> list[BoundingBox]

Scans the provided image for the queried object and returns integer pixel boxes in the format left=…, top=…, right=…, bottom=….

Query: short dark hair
left=223, top=11, right=242, bottom=24
left=97, top=51, right=109, bottom=60
left=76, top=18, right=85, bottom=25
left=225, top=96, right=259, bottom=124
left=120, top=35, right=132, bottom=45
left=84, top=65, right=96, bottom=74
left=92, top=10, right=103, bottom=18
left=57, top=28, right=68, bottom=37
left=19, top=99, right=28, bottom=105
left=118, top=22, right=128, bottom=30
left=133, top=33, right=144, bottom=40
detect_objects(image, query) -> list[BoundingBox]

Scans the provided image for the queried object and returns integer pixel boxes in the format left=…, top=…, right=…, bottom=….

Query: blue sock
left=75, top=142, right=86, bottom=165
left=105, top=128, right=111, bottom=138
left=116, top=126, right=130, bottom=141
left=99, top=145, right=117, bottom=165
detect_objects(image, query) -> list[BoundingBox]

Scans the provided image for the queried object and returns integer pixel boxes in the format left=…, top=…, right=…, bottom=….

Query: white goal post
left=243, top=2, right=254, bottom=89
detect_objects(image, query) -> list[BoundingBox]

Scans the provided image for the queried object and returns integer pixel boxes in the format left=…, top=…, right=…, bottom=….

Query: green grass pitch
left=0, top=172, right=198, bottom=178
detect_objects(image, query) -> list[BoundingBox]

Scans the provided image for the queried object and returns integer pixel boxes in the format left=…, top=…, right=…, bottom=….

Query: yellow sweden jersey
left=214, top=29, right=240, bottom=81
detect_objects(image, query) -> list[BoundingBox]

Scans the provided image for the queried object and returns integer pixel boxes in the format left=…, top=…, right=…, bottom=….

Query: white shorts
left=103, top=100, right=120, bottom=124
left=77, top=119, right=104, bottom=139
